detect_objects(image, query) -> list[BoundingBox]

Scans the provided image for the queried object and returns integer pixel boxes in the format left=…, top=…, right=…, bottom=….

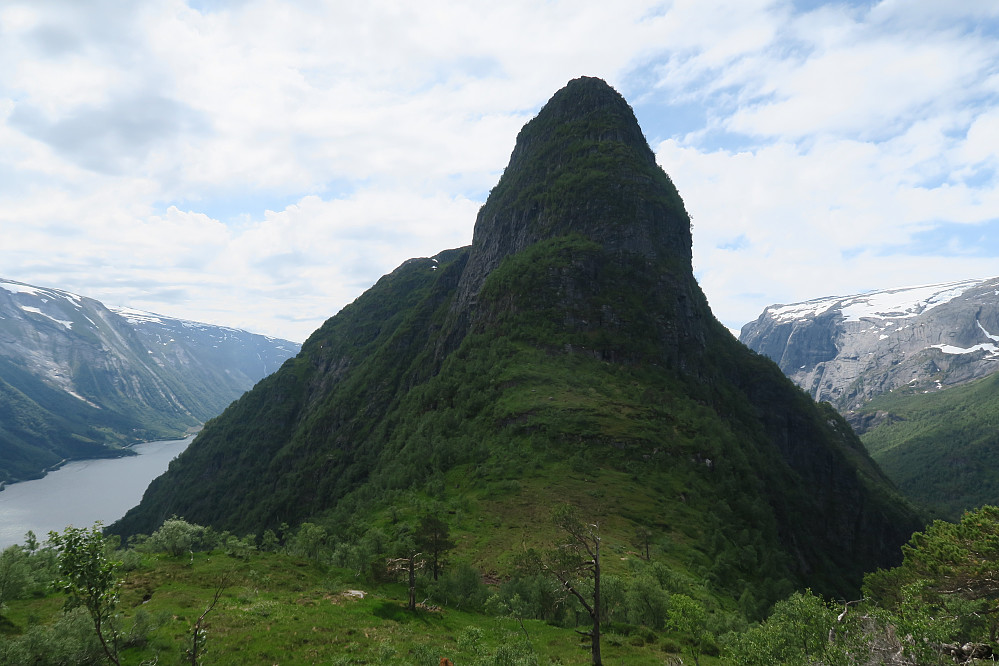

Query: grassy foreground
left=1, top=548, right=712, bottom=665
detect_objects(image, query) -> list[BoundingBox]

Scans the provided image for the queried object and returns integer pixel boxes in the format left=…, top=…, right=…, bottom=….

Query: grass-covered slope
left=115, top=233, right=918, bottom=605
left=112, top=77, right=921, bottom=609
left=1, top=547, right=710, bottom=666
left=858, top=372, right=999, bottom=519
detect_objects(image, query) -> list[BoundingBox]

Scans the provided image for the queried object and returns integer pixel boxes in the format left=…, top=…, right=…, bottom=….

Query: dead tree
left=387, top=552, right=425, bottom=611
left=187, top=571, right=232, bottom=666
left=539, top=504, right=603, bottom=666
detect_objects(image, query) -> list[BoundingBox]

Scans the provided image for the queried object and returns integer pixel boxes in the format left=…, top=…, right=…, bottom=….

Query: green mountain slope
left=113, top=77, right=921, bottom=606
left=857, top=372, right=999, bottom=519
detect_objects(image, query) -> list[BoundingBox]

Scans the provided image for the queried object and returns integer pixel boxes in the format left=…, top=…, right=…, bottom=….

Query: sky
left=1, top=0, right=997, bottom=343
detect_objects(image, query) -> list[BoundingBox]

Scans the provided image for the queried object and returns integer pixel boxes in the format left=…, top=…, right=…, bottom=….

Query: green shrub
left=426, top=562, right=488, bottom=611
left=144, top=517, right=205, bottom=557
left=1, top=607, right=103, bottom=666
left=116, top=548, right=143, bottom=572
left=490, top=638, right=539, bottom=666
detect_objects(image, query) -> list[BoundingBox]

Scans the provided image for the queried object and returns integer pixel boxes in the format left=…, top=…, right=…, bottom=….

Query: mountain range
left=740, top=277, right=999, bottom=518
left=113, top=76, right=921, bottom=608
left=0, top=278, right=299, bottom=485
left=739, top=277, right=999, bottom=413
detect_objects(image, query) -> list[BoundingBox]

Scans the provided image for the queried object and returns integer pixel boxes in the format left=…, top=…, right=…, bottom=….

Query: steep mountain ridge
left=739, top=277, right=999, bottom=413
left=0, top=278, right=300, bottom=484
left=454, top=77, right=690, bottom=311
left=115, top=77, right=921, bottom=603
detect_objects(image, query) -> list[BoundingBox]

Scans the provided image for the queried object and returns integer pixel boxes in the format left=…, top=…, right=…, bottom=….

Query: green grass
left=1, top=550, right=720, bottom=665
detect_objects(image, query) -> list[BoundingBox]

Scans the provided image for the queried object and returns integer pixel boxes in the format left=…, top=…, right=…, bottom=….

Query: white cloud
left=727, top=30, right=993, bottom=140
left=0, top=0, right=997, bottom=342
left=660, top=124, right=999, bottom=328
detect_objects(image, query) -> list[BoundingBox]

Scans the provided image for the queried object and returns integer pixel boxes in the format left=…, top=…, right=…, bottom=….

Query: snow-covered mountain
left=0, top=278, right=300, bottom=484
left=109, top=305, right=299, bottom=386
left=740, top=277, right=999, bottom=413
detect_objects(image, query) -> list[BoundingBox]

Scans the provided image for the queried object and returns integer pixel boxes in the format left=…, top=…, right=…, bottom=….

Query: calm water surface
left=0, top=436, right=192, bottom=548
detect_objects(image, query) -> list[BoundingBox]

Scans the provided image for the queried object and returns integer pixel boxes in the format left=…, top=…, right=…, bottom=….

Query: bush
left=260, top=529, right=280, bottom=552
left=144, top=517, right=206, bottom=557
left=290, top=522, right=330, bottom=562
left=426, top=562, right=488, bottom=611
left=497, top=574, right=566, bottom=624
left=625, top=573, right=670, bottom=629
left=410, top=643, right=444, bottom=666
left=1, top=607, right=104, bottom=665
left=722, top=590, right=834, bottom=666
left=0, top=545, right=31, bottom=607
left=457, top=625, right=485, bottom=657
left=221, top=532, right=256, bottom=559
left=490, top=638, right=538, bottom=666
left=116, top=548, right=143, bottom=572
left=120, top=607, right=157, bottom=649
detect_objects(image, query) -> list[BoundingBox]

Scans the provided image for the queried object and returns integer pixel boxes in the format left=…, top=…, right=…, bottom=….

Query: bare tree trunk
left=189, top=573, right=230, bottom=666
left=408, top=555, right=416, bottom=611
left=591, top=536, right=601, bottom=666
left=93, top=613, right=120, bottom=666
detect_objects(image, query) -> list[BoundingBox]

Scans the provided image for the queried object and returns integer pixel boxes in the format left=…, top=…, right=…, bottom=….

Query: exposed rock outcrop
left=454, top=76, right=691, bottom=314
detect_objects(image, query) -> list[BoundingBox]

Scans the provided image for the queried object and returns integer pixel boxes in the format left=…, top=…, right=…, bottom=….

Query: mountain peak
left=115, top=78, right=921, bottom=604
left=505, top=76, right=654, bottom=171
left=453, top=77, right=692, bottom=311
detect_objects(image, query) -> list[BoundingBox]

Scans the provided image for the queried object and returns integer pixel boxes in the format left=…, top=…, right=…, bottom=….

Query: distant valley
left=0, top=278, right=300, bottom=485
left=741, top=277, right=999, bottom=517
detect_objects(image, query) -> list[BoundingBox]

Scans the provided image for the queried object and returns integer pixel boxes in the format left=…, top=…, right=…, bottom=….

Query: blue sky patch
left=879, top=219, right=999, bottom=257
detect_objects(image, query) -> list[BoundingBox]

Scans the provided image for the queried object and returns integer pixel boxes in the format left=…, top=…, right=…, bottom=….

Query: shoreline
left=0, top=436, right=196, bottom=549
left=0, top=428, right=200, bottom=492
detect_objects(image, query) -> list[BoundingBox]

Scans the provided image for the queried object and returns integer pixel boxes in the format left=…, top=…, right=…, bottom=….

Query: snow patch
left=977, top=320, right=999, bottom=342
left=767, top=278, right=988, bottom=324
left=931, top=343, right=999, bottom=356
left=66, top=389, right=100, bottom=408
left=0, top=280, right=83, bottom=307
left=19, top=306, right=72, bottom=330
left=110, top=306, right=164, bottom=325
left=0, top=280, right=46, bottom=298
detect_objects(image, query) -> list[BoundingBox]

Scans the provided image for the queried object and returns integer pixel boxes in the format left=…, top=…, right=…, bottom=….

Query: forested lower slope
left=856, top=372, right=999, bottom=519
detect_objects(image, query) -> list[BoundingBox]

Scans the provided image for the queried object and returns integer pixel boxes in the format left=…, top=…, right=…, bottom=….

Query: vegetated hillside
left=114, top=77, right=921, bottom=608
left=855, top=372, right=999, bottom=519
left=740, top=278, right=999, bottom=518
left=0, top=279, right=300, bottom=484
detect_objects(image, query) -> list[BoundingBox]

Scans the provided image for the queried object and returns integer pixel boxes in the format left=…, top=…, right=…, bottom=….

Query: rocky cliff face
left=740, top=277, right=999, bottom=416
left=0, top=278, right=299, bottom=483
left=445, top=77, right=702, bottom=367
left=455, top=77, right=691, bottom=310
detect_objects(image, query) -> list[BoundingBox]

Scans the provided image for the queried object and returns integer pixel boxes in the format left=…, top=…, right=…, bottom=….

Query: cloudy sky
left=1, top=0, right=997, bottom=342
